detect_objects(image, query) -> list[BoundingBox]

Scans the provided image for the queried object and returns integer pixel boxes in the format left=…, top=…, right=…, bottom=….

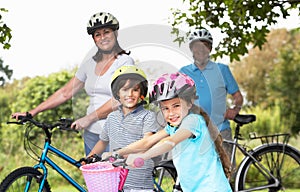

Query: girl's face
left=160, top=97, right=192, bottom=126
left=118, top=80, right=141, bottom=114
left=93, top=28, right=117, bottom=51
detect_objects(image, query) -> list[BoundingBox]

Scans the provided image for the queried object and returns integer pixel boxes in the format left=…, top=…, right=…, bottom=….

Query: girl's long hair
left=180, top=89, right=232, bottom=178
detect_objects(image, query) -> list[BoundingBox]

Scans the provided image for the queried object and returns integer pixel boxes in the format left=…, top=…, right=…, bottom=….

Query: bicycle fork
left=172, top=177, right=181, bottom=192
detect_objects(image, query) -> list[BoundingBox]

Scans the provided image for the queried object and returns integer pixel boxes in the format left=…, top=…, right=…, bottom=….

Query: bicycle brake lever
left=84, top=154, right=102, bottom=164
left=59, top=126, right=79, bottom=133
left=112, top=159, right=127, bottom=167
left=58, top=118, right=78, bottom=133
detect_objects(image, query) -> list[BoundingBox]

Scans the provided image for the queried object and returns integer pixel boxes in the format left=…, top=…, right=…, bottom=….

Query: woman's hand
left=11, top=112, right=27, bottom=120
left=71, top=115, right=94, bottom=130
left=11, top=111, right=35, bottom=120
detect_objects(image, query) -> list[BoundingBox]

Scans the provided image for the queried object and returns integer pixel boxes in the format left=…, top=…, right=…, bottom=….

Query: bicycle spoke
left=236, top=145, right=300, bottom=191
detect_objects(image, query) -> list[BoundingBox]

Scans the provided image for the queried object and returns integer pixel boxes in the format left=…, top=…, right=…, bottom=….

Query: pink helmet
left=149, top=72, right=196, bottom=103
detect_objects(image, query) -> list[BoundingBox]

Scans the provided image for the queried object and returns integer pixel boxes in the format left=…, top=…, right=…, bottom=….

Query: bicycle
left=0, top=113, right=166, bottom=192
left=152, top=114, right=300, bottom=192
left=152, top=157, right=181, bottom=192
left=225, top=114, right=300, bottom=191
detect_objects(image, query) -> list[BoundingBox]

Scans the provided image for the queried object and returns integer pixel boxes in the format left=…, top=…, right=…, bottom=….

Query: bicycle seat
left=234, top=114, right=256, bottom=125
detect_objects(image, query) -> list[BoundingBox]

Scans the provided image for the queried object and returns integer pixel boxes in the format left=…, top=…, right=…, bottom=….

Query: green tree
left=0, top=8, right=11, bottom=49
left=231, top=29, right=291, bottom=106
left=0, top=58, right=13, bottom=86
left=171, top=0, right=300, bottom=61
left=232, top=29, right=300, bottom=134
left=0, top=8, right=13, bottom=86
left=10, top=70, right=75, bottom=122
left=268, top=30, right=300, bottom=134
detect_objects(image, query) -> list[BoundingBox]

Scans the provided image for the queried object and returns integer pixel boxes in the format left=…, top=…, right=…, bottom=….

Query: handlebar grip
left=134, top=157, right=144, bottom=168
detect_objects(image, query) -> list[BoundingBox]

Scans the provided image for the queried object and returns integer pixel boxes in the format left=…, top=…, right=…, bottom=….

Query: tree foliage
left=171, top=0, right=300, bottom=62
left=10, top=70, right=75, bottom=122
left=0, top=72, right=85, bottom=183
left=0, top=8, right=13, bottom=86
left=232, top=29, right=300, bottom=134
left=231, top=29, right=290, bottom=106
left=0, top=8, right=11, bottom=50
left=268, top=30, right=300, bottom=134
left=0, top=58, right=13, bottom=86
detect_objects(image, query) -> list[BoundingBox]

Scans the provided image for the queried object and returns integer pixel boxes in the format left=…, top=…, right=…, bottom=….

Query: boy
left=88, top=65, right=159, bottom=191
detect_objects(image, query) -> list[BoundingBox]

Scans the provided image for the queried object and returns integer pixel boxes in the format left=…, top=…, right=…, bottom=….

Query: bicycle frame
left=33, top=139, right=86, bottom=192
left=224, top=139, right=281, bottom=191
left=33, top=139, right=165, bottom=192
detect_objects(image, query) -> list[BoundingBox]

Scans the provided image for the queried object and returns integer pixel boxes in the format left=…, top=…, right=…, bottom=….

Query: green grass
left=1, top=134, right=299, bottom=191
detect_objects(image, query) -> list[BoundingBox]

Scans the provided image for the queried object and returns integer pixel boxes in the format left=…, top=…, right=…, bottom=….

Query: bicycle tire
left=0, top=167, right=51, bottom=192
left=235, top=143, right=300, bottom=191
left=153, top=165, right=181, bottom=192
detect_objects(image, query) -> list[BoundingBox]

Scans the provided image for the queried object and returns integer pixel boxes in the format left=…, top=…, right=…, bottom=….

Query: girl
left=114, top=72, right=232, bottom=191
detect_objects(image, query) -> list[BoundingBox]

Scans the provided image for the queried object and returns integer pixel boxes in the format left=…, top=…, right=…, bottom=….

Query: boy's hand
left=79, top=154, right=101, bottom=165
left=101, top=152, right=113, bottom=160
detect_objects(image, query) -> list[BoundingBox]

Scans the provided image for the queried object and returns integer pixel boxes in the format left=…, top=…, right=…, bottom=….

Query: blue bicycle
left=0, top=113, right=169, bottom=192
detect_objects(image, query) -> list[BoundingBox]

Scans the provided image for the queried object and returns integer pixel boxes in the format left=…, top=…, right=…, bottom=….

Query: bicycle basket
left=80, top=162, right=121, bottom=192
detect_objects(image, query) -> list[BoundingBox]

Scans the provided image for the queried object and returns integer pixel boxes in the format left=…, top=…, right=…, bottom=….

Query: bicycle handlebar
left=7, top=113, right=78, bottom=133
left=79, top=154, right=144, bottom=168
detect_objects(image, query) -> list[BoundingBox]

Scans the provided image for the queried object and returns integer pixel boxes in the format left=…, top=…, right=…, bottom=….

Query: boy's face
left=118, top=79, right=141, bottom=112
left=160, top=97, right=192, bottom=126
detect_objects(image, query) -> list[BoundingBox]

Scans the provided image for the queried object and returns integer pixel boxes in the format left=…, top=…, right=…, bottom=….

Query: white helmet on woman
left=87, top=12, right=119, bottom=35
left=188, top=28, right=213, bottom=46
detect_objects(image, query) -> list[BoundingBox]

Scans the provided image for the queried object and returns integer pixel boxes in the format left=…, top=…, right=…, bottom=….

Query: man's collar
left=192, top=60, right=213, bottom=71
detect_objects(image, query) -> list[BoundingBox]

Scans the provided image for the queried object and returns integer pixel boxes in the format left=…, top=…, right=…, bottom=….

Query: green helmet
left=111, top=66, right=148, bottom=100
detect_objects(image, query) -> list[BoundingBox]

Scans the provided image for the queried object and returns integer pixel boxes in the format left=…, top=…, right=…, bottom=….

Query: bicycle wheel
left=153, top=162, right=182, bottom=192
left=0, top=167, right=51, bottom=192
left=236, top=144, right=300, bottom=191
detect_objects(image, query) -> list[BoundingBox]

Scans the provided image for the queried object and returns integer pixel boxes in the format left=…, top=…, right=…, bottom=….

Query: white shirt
left=75, top=54, right=134, bottom=134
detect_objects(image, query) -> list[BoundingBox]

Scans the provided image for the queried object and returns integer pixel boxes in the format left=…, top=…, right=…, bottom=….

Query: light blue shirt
left=165, top=114, right=232, bottom=191
left=180, top=61, right=239, bottom=131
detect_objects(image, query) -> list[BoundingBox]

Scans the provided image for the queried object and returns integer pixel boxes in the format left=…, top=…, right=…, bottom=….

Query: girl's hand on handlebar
left=126, top=154, right=145, bottom=168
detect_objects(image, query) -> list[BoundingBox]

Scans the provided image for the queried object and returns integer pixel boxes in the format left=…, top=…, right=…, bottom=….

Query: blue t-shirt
left=180, top=61, right=239, bottom=131
left=165, top=114, right=232, bottom=191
